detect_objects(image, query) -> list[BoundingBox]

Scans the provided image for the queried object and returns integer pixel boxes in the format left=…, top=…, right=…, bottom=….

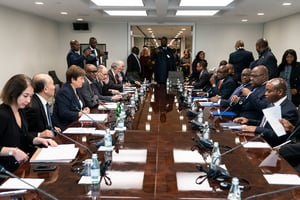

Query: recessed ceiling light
left=104, top=10, right=147, bottom=16
left=282, top=2, right=292, bottom=6
left=176, top=10, right=219, bottom=16
left=35, top=2, right=44, bottom=5
left=77, top=18, right=84, bottom=21
left=60, top=12, right=68, bottom=15
left=91, top=0, right=143, bottom=6
left=241, top=19, right=248, bottom=22
left=180, top=0, right=234, bottom=7
left=257, top=13, right=264, bottom=16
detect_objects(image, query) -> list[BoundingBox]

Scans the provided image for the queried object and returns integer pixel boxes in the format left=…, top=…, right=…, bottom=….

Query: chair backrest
left=48, top=70, right=63, bottom=87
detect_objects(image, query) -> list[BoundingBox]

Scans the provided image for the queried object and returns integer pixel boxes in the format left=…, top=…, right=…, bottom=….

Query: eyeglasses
left=250, top=74, right=264, bottom=78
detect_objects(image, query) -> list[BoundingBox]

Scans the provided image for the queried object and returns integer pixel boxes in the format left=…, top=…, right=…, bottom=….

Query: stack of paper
left=98, top=102, right=118, bottom=110
left=0, top=178, right=44, bottom=189
left=78, top=114, right=107, bottom=123
left=30, top=144, right=79, bottom=163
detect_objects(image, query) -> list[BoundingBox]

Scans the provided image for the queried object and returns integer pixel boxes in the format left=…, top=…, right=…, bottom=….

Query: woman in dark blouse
left=0, top=74, right=57, bottom=172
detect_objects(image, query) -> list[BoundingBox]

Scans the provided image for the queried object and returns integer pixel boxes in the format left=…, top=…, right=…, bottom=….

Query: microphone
left=0, top=164, right=58, bottom=200
left=244, top=185, right=300, bottom=200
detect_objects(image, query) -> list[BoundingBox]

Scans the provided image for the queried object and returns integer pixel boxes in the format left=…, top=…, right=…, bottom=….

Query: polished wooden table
left=5, top=84, right=300, bottom=200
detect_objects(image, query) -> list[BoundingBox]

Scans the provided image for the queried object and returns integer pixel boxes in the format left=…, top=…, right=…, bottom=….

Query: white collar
left=273, top=96, right=287, bottom=106
left=36, top=93, right=48, bottom=106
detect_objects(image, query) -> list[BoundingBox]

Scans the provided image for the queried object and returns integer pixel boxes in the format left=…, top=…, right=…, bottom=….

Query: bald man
left=234, top=77, right=298, bottom=147
left=25, top=74, right=61, bottom=139
left=66, top=39, right=90, bottom=68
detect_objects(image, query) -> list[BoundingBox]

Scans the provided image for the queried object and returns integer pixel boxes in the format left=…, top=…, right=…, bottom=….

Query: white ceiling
left=1, top=0, right=300, bottom=39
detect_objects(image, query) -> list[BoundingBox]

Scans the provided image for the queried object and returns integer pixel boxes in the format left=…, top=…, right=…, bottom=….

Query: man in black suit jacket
left=66, top=39, right=90, bottom=68
left=208, top=65, right=237, bottom=99
left=25, top=74, right=61, bottom=138
left=250, top=38, right=278, bottom=79
left=188, top=60, right=210, bottom=90
left=127, top=46, right=142, bottom=82
left=234, top=77, right=299, bottom=147
left=229, top=40, right=254, bottom=82
left=86, top=37, right=100, bottom=66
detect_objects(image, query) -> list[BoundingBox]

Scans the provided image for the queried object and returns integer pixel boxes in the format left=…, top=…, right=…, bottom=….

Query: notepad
left=211, top=111, right=237, bottom=117
left=98, top=103, right=118, bottom=110
left=78, top=114, right=107, bottom=123
left=0, top=178, right=44, bottom=189
left=200, top=102, right=220, bottom=107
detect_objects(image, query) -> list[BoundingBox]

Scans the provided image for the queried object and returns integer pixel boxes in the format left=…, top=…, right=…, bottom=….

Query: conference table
left=4, top=84, right=300, bottom=199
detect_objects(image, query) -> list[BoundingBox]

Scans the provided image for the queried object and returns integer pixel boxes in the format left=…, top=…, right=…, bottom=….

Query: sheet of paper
left=0, top=178, right=44, bottom=189
left=220, top=122, right=242, bottom=130
left=199, top=102, right=220, bottom=107
left=176, top=172, right=221, bottom=191
left=98, top=103, right=117, bottom=110
left=262, top=106, right=286, bottom=137
left=243, top=141, right=271, bottom=148
left=78, top=114, right=107, bottom=123
left=63, top=127, right=96, bottom=134
left=112, top=149, right=147, bottom=163
left=173, top=149, right=210, bottom=163
left=259, top=150, right=279, bottom=167
left=79, top=171, right=144, bottom=190
left=30, top=144, right=79, bottom=163
left=92, top=130, right=115, bottom=135
left=263, top=174, right=300, bottom=185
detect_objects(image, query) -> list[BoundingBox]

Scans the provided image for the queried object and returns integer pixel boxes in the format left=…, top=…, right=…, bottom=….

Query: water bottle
left=116, top=102, right=121, bottom=118
left=227, top=177, right=241, bottom=200
left=202, top=121, right=210, bottom=140
left=90, top=153, right=100, bottom=184
left=197, top=108, right=203, bottom=124
left=104, top=128, right=112, bottom=151
left=211, top=142, right=221, bottom=169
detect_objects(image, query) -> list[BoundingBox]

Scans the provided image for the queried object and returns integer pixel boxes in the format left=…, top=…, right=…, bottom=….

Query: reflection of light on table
left=148, top=107, right=152, bottom=112
left=81, top=136, right=87, bottom=142
left=179, top=115, right=184, bottom=120
left=182, top=124, right=187, bottom=132
left=145, top=122, right=150, bottom=131
left=147, top=114, right=152, bottom=121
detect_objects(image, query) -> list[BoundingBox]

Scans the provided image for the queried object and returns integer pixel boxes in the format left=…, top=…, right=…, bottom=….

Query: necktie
left=115, top=74, right=119, bottom=83
left=218, top=79, right=223, bottom=89
left=46, top=103, right=53, bottom=129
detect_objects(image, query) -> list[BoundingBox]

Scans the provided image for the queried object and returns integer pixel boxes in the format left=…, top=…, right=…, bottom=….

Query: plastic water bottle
left=211, top=142, right=221, bottom=169
left=197, top=108, right=203, bottom=124
left=104, top=128, right=112, bottom=151
left=202, top=121, right=210, bottom=140
left=227, top=177, right=241, bottom=200
left=90, top=153, right=100, bottom=184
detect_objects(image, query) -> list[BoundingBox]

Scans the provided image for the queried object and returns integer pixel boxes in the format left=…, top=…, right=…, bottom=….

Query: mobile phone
left=33, top=165, right=57, bottom=172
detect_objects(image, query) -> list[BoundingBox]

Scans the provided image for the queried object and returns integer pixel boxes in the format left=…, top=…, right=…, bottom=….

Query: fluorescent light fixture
left=35, top=2, right=44, bottom=5
left=257, top=13, right=264, bottom=16
left=180, top=0, right=234, bottom=7
left=60, top=12, right=68, bottom=15
left=104, top=10, right=147, bottom=16
left=76, top=18, right=84, bottom=21
left=241, top=19, right=248, bottom=22
left=91, top=0, right=143, bottom=6
left=282, top=2, right=292, bottom=6
left=176, top=10, right=219, bottom=16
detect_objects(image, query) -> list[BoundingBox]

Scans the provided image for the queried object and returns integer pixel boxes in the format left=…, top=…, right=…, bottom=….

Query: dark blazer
left=220, top=83, right=252, bottom=107
left=52, top=83, right=85, bottom=130
left=229, top=48, right=254, bottom=81
left=190, top=69, right=210, bottom=90
left=0, top=104, right=35, bottom=171
left=254, top=98, right=298, bottom=147
left=24, top=94, right=49, bottom=135
left=250, top=48, right=278, bottom=79
left=208, top=75, right=237, bottom=99
left=78, top=77, right=100, bottom=108
left=86, top=47, right=100, bottom=66
left=108, top=69, right=121, bottom=84
left=94, top=78, right=114, bottom=102
left=66, top=49, right=85, bottom=69
left=231, top=83, right=268, bottom=120
left=127, top=53, right=142, bottom=81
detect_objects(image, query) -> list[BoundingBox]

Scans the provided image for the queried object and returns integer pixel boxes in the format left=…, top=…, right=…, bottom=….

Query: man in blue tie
left=25, top=74, right=61, bottom=138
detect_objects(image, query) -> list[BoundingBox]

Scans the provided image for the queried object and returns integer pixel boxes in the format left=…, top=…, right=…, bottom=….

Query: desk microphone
left=244, top=185, right=300, bottom=200
left=0, top=164, right=58, bottom=200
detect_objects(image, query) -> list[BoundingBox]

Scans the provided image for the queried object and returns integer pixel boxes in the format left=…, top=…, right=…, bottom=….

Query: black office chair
left=48, top=70, right=63, bottom=87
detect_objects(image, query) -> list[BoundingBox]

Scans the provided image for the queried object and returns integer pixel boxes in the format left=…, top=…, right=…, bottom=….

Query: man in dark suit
left=25, top=74, right=61, bottom=138
left=66, top=39, right=90, bottom=68
left=208, top=65, right=237, bottom=99
left=234, top=77, right=299, bottom=147
left=152, top=36, right=176, bottom=84
left=250, top=38, right=278, bottom=79
left=127, top=46, right=142, bottom=82
left=230, top=65, right=269, bottom=120
left=229, top=40, right=254, bottom=82
left=86, top=37, right=100, bottom=66
left=188, top=60, right=210, bottom=90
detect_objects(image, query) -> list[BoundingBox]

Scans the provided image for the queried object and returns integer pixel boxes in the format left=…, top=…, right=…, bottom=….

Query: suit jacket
left=254, top=98, right=298, bottom=147
left=78, top=77, right=100, bottom=108
left=0, top=104, right=35, bottom=171
left=208, top=75, right=237, bottom=99
left=86, top=47, right=100, bottom=66
left=250, top=48, right=278, bottom=79
left=127, top=53, right=142, bottom=81
left=52, top=83, right=85, bottom=130
left=229, top=48, right=254, bottom=81
left=108, top=69, right=121, bottom=84
left=66, top=49, right=85, bottom=68
left=231, top=83, right=268, bottom=120
left=220, top=83, right=252, bottom=107
left=190, top=69, right=210, bottom=90
left=24, top=94, right=50, bottom=135
left=94, top=78, right=114, bottom=102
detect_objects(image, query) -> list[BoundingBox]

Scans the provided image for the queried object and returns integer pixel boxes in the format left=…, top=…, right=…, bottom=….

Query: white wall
left=0, top=6, right=59, bottom=90
left=264, top=13, right=300, bottom=63
left=194, top=23, right=263, bottom=71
